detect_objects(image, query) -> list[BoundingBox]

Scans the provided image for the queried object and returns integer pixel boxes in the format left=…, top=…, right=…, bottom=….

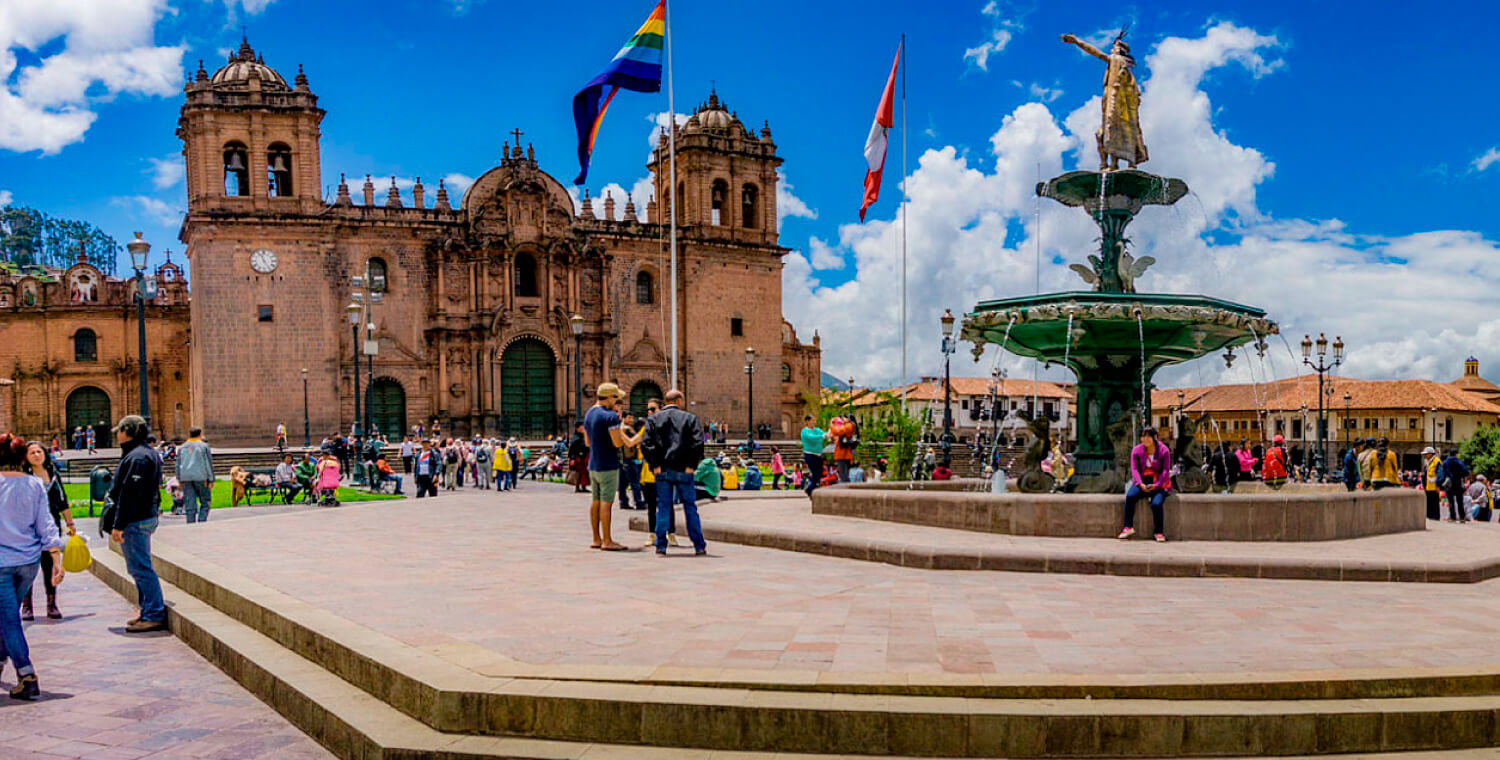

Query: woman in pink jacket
left=768, top=446, right=786, bottom=490
left=1119, top=427, right=1172, bottom=542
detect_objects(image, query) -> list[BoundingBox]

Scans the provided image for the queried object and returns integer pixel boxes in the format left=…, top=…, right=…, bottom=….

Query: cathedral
left=177, top=39, right=820, bottom=444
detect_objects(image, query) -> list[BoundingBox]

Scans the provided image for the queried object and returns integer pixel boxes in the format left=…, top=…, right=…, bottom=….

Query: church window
left=711, top=179, right=728, bottom=226
left=514, top=252, right=539, bottom=298
left=367, top=257, right=388, bottom=292
left=258, top=305, right=274, bottom=322
left=267, top=143, right=294, bottom=197
left=730, top=317, right=743, bottom=337
left=635, top=270, right=654, bottom=305
left=781, top=363, right=791, bottom=383
left=741, top=184, right=759, bottom=229
left=74, top=329, right=97, bottom=363
left=223, top=142, right=250, bottom=197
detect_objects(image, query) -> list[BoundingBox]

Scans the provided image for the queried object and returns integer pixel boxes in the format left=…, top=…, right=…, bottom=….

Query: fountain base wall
left=814, top=483, right=1424, bottom=541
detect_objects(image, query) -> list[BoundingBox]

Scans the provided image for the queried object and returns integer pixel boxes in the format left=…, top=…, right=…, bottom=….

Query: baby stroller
left=313, top=458, right=342, bottom=507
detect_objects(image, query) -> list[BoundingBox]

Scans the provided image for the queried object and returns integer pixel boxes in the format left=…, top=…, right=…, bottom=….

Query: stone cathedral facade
left=177, top=40, right=819, bottom=444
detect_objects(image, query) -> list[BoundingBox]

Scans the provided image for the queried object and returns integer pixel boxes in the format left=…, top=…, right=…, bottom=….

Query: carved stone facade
left=0, top=253, right=192, bottom=445
left=178, top=40, right=819, bottom=444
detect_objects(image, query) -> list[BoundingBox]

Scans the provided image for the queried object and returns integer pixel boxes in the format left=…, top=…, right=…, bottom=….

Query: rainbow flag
left=572, top=0, right=666, bottom=185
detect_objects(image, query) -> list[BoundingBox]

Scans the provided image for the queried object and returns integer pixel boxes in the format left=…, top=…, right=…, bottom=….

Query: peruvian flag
left=860, top=44, right=901, bottom=222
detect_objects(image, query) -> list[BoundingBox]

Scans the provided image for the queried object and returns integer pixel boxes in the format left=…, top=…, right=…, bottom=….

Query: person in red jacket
left=1262, top=435, right=1289, bottom=490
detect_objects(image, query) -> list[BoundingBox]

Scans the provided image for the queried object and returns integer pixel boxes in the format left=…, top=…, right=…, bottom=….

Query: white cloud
left=114, top=195, right=181, bottom=226
left=645, top=111, right=691, bottom=151
left=1473, top=147, right=1500, bottom=172
left=0, top=190, right=11, bottom=207
left=224, top=0, right=277, bottom=13
left=0, top=0, right=185, bottom=153
left=786, top=21, right=1500, bottom=389
left=446, top=0, right=483, bottom=15
left=807, top=237, right=843, bottom=271
left=1024, top=81, right=1063, bottom=102
left=146, top=154, right=183, bottom=189
left=443, top=172, right=475, bottom=197
left=963, top=1, right=1021, bottom=72
left=776, top=169, right=816, bottom=230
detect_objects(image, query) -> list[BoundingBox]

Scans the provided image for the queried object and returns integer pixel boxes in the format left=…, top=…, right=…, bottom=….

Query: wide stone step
left=85, top=536, right=1500, bottom=757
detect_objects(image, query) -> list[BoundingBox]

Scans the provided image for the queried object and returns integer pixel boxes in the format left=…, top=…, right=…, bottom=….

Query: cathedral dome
left=682, top=90, right=747, bottom=137
left=210, top=38, right=288, bottom=90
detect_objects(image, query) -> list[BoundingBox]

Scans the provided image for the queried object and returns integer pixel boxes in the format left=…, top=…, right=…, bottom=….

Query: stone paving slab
left=631, top=496, right=1500, bottom=582
left=139, top=484, right=1500, bottom=679
left=0, top=568, right=331, bottom=759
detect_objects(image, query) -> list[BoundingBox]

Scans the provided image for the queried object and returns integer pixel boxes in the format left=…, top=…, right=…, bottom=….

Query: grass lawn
left=63, top=480, right=401, bottom=519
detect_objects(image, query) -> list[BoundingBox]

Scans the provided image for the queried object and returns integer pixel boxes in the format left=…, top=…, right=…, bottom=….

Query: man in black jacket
left=107, top=415, right=167, bottom=632
left=641, top=389, right=707, bottom=556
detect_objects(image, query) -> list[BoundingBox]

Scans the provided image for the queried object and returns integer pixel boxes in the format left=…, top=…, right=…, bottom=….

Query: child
left=165, top=477, right=185, bottom=515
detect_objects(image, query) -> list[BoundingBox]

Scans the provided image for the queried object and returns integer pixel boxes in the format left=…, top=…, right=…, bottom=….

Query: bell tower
left=650, top=90, right=782, bottom=246
left=178, top=36, right=325, bottom=215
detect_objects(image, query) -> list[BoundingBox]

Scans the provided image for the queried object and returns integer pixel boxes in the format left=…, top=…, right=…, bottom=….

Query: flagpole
left=666, top=0, right=679, bottom=389
left=899, top=34, right=908, bottom=412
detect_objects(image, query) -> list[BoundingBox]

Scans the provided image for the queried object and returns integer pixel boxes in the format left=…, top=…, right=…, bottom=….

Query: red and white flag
left=859, top=44, right=901, bottom=222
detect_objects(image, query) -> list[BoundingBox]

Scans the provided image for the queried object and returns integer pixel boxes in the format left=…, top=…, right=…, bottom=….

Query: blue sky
left=3, top=0, right=1499, bottom=386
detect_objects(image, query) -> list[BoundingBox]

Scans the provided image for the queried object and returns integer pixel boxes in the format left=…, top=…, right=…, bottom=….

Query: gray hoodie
left=176, top=438, right=215, bottom=482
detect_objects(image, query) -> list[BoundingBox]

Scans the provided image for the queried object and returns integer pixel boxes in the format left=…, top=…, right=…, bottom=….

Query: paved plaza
left=139, top=484, right=1500, bottom=678
left=0, top=569, right=331, bottom=759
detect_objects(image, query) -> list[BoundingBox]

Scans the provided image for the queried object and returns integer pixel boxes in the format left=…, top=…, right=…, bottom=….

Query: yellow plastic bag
left=62, top=533, right=91, bottom=573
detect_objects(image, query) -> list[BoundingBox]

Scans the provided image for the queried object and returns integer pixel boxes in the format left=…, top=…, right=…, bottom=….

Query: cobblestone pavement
left=150, top=484, right=1500, bottom=677
left=0, top=566, right=332, bottom=759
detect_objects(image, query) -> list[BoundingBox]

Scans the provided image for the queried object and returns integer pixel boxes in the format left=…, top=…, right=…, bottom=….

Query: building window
left=258, top=305, right=274, bottom=322
left=73, top=329, right=97, bottom=362
left=267, top=143, right=293, bottom=197
left=781, top=363, right=791, bottom=383
left=730, top=317, right=743, bottom=337
left=368, top=257, right=388, bottom=292
left=741, top=184, right=759, bottom=229
left=1388, top=418, right=1396, bottom=430
left=1409, top=418, right=1418, bottom=429
left=711, top=179, right=728, bottom=226
left=514, top=252, right=538, bottom=297
left=635, top=271, right=654, bottom=304
left=223, top=141, right=250, bottom=196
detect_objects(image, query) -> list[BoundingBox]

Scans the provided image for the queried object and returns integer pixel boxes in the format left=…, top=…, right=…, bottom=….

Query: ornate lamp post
left=301, top=368, right=311, bottom=449
left=1301, top=332, right=1344, bottom=479
left=570, top=314, right=585, bottom=423
left=346, top=302, right=363, bottom=441
left=939, top=309, right=957, bottom=465
left=744, top=347, right=756, bottom=444
left=127, top=233, right=151, bottom=427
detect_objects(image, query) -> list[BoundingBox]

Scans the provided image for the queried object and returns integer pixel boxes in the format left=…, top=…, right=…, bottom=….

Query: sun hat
left=596, top=382, right=623, bottom=399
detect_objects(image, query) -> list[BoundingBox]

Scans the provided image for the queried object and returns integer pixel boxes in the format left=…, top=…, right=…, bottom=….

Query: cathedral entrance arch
left=500, top=338, right=556, bottom=438
left=628, top=381, right=662, bottom=416
left=66, top=386, right=112, bottom=448
left=368, top=378, right=407, bottom=440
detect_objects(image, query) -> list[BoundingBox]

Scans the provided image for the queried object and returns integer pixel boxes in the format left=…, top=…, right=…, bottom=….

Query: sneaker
left=668, top=533, right=681, bottom=547
left=9, top=675, right=38, bottom=701
left=1116, top=527, right=1135, bottom=540
left=126, top=619, right=167, bottom=633
left=694, top=549, right=708, bottom=556
left=1154, top=533, right=1167, bottom=543
left=656, top=550, right=667, bottom=557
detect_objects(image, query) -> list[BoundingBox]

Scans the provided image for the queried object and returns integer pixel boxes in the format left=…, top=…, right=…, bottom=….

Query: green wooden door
left=628, top=381, right=662, bottom=416
left=66, top=386, right=112, bottom=448
left=500, top=339, right=555, bottom=438
left=368, top=379, right=406, bottom=440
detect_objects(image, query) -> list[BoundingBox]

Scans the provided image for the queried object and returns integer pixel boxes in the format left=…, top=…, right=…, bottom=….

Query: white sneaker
left=668, top=533, right=681, bottom=547
left=1117, top=527, right=1136, bottom=540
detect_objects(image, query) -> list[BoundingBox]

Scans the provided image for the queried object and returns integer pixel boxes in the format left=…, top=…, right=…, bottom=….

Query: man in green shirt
left=799, top=415, right=829, bottom=496
left=694, top=455, right=722, bottom=503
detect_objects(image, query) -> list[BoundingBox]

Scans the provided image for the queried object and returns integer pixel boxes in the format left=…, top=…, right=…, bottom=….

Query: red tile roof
left=1153, top=375, right=1500, bottom=416
left=855, top=377, right=1072, bottom=406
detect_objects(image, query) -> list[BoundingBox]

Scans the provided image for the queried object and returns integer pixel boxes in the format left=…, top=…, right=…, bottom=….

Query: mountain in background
left=821, top=372, right=851, bottom=390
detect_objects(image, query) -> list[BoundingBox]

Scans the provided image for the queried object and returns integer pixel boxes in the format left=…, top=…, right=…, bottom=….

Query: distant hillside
left=821, top=372, right=850, bottom=390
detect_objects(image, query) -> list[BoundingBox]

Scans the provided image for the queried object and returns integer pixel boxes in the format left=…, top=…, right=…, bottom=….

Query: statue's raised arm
left=1060, top=34, right=1108, bottom=62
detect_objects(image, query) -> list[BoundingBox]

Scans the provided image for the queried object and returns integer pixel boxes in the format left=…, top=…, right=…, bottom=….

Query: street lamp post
left=365, top=320, right=376, bottom=438
left=127, top=233, right=151, bottom=427
left=346, top=303, right=362, bottom=442
left=744, top=347, right=756, bottom=444
left=1300, top=403, right=1309, bottom=480
left=1341, top=392, right=1351, bottom=462
left=302, top=368, right=311, bottom=449
left=1301, top=332, right=1345, bottom=480
left=939, top=309, right=957, bottom=465
left=570, top=314, right=585, bottom=423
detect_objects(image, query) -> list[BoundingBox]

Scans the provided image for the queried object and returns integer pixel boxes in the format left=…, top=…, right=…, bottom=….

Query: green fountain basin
left=1038, top=169, right=1188, bottom=214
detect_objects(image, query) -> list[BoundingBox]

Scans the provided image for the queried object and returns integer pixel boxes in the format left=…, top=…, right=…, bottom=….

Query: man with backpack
left=1442, top=448, right=1470, bottom=523
left=413, top=439, right=439, bottom=498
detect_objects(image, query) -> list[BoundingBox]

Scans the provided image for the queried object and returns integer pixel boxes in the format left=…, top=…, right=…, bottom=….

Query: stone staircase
left=88, top=539, right=1500, bottom=759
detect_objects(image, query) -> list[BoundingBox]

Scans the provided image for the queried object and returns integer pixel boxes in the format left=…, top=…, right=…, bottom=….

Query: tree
left=801, top=388, right=926, bottom=479
left=0, top=204, right=119, bottom=273
left=1458, top=426, right=1500, bottom=480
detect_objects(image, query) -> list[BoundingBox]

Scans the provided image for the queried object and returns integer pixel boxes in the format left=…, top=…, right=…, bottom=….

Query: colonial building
left=851, top=376, right=1074, bottom=443
left=0, top=253, right=192, bottom=446
left=177, top=39, right=819, bottom=444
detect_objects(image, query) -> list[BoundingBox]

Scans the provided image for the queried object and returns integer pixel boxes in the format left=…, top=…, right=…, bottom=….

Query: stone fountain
left=959, top=31, right=1278, bottom=493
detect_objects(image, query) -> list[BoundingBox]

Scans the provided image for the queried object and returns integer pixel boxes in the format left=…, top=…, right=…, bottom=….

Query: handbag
left=98, top=496, right=117, bottom=537
left=565, top=469, right=580, bottom=487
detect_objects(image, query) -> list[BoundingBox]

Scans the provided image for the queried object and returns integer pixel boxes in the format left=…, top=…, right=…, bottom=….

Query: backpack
left=445, top=448, right=458, bottom=464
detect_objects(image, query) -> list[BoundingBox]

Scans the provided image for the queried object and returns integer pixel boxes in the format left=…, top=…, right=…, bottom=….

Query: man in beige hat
left=583, top=382, right=642, bottom=550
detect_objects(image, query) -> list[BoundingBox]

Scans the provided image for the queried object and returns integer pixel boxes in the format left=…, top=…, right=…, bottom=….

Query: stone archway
left=66, top=386, right=111, bottom=448
left=499, top=338, right=556, bottom=438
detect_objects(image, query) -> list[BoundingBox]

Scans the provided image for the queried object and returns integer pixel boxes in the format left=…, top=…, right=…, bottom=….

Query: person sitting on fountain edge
left=1119, top=426, right=1171, bottom=542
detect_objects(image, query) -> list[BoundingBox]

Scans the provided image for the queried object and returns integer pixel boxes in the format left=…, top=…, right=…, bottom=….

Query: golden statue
left=1061, top=32, right=1148, bottom=171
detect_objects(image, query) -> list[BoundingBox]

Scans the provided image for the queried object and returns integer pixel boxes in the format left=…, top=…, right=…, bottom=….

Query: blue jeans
left=803, top=454, right=824, bottom=495
left=655, top=470, right=706, bottom=552
left=121, top=518, right=166, bottom=623
left=1123, top=484, right=1167, bottom=535
left=381, top=473, right=404, bottom=494
left=619, top=460, right=644, bottom=509
left=182, top=480, right=212, bottom=523
left=0, top=563, right=39, bottom=676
